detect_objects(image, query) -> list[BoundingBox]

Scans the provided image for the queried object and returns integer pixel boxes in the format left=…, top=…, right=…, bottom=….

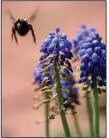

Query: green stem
left=54, top=56, right=71, bottom=137
left=93, top=81, right=100, bottom=137
left=45, top=92, right=50, bottom=137
left=86, top=92, right=94, bottom=137
left=71, top=111, right=82, bottom=137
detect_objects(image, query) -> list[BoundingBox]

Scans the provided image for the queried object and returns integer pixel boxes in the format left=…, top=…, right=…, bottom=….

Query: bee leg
left=29, top=24, right=36, bottom=44
left=12, top=27, right=18, bottom=43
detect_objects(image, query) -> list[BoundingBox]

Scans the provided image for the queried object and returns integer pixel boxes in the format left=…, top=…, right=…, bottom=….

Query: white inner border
left=0, top=1, right=107, bottom=138
left=0, top=0, right=1, bottom=138
left=107, top=0, right=108, bottom=138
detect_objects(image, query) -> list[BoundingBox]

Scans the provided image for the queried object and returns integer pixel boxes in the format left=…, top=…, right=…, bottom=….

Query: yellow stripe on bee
left=23, top=18, right=27, bottom=21
left=15, top=18, right=27, bottom=22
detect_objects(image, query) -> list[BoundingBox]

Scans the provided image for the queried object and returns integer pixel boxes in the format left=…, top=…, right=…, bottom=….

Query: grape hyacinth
left=33, top=27, right=80, bottom=137
left=33, top=27, right=80, bottom=110
left=78, top=31, right=106, bottom=137
left=78, top=31, right=106, bottom=89
left=72, top=24, right=96, bottom=54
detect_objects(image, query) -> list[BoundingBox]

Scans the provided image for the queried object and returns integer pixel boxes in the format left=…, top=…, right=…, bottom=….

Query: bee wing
left=5, top=9, right=16, bottom=21
left=27, top=5, right=40, bottom=22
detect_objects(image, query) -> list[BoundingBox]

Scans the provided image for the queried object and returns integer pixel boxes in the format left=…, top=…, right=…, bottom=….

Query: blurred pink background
left=2, top=1, right=106, bottom=137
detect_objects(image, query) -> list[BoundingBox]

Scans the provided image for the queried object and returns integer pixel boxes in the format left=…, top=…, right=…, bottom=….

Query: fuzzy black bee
left=6, top=6, right=40, bottom=44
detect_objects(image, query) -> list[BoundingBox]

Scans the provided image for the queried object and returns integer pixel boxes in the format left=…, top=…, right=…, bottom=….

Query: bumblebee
left=6, top=6, right=40, bottom=44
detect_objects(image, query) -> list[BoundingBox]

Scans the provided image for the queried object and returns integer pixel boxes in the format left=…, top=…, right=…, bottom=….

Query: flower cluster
left=72, top=24, right=96, bottom=53
left=33, top=64, right=44, bottom=85
left=33, top=27, right=79, bottom=112
left=78, top=31, right=106, bottom=88
left=62, top=81, right=80, bottom=110
left=40, top=27, right=73, bottom=59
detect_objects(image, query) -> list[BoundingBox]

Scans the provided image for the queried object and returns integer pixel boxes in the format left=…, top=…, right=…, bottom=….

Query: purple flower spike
left=72, top=24, right=97, bottom=53
left=78, top=31, right=106, bottom=88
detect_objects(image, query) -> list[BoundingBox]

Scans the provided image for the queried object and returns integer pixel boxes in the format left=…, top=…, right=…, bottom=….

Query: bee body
left=12, top=18, right=36, bottom=44
left=6, top=6, right=40, bottom=44
left=14, top=19, right=30, bottom=36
